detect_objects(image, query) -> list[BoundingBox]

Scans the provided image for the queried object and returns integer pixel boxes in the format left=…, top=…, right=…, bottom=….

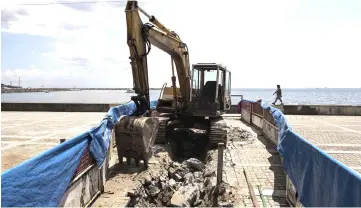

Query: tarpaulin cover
left=256, top=100, right=361, bottom=207
left=236, top=99, right=256, bottom=113
left=1, top=100, right=158, bottom=207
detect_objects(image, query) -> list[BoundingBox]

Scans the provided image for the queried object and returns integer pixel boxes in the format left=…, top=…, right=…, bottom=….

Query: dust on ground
left=92, top=145, right=171, bottom=207
left=227, top=126, right=256, bottom=142
left=92, top=143, right=238, bottom=207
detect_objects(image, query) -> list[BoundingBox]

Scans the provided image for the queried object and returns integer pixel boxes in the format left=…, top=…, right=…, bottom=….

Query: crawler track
left=155, top=117, right=169, bottom=144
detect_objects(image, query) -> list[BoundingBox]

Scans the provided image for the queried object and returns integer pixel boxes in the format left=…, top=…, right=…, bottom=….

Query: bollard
left=217, top=143, right=225, bottom=186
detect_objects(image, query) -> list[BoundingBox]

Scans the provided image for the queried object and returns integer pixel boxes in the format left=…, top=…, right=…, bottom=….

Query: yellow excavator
left=115, top=1, right=232, bottom=167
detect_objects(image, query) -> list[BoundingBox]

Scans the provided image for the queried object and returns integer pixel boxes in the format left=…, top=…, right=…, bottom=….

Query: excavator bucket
left=114, top=116, right=159, bottom=168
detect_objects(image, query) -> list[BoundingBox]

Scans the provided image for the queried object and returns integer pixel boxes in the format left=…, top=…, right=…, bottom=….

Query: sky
left=1, top=0, right=361, bottom=88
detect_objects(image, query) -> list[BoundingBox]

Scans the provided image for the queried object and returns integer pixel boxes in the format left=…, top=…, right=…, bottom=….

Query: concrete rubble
left=227, top=126, right=256, bottom=142
left=126, top=158, right=235, bottom=207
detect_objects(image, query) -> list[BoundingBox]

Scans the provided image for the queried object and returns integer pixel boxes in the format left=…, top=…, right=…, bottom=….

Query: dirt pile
left=126, top=158, right=235, bottom=207
left=227, top=127, right=255, bottom=142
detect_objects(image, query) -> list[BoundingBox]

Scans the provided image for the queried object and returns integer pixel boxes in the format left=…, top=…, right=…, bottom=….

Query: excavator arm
left=116, top=1, right=230, bottom=168
left=125, top=1, right=191, bottom=113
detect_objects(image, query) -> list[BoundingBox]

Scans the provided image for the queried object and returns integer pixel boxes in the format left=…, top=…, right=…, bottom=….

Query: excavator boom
left=125, top=1, right=191, bottom=112
left=115, top=1, right=230, bottom=168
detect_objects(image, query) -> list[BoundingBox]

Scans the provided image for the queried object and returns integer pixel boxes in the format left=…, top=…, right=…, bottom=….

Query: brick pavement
left=223, top=117, right=288, bottom=207
left=286, top=115, right=361, bottom=174
left=1, top=112, right=105, bottom=172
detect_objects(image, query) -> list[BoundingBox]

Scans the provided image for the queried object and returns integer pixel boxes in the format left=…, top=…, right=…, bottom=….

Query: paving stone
left=287, top=115, right=361, bottom=174
left=1, top=112, right=105, bottom=172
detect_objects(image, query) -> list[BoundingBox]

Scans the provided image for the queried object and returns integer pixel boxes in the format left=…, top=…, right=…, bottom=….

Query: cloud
left=1, top=66, right=133, bottom=88
left=56, top=0, right=95, bottom=12
left=1, top=2, right=97, bottom=36
left=61, top=56, right=90, bottom=68
left=61, top=23, right=88, bottom=31
left=1, top=7, right=28, bottom=28
left=2, top=68, right=84, bottom=79
left=1, top=0, right=361, bottom=88
left=1, top=1, right=131, bottom=87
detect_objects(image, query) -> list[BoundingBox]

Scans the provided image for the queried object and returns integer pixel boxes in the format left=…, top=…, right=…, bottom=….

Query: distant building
left=1, top=83, right=22, bottom=89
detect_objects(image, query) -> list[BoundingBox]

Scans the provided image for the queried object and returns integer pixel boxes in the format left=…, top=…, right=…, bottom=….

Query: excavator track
left=155, top=117, right=169, bottom=144
left=209, top=116, right=228, bottom=148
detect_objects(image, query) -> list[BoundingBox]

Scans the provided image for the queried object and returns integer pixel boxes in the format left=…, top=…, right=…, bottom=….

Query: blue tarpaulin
left=1, top=100, right=157, bottom=207
left=257, top=101, right=361, bottom=207
left=1, top=133, right=89, bottom=207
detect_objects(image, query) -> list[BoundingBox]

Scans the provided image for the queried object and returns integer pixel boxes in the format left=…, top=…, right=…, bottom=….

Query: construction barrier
left=240, top=99, right=361, bottom=207
left=1, top=101, right=157, bottom=207
left=239, top=99, right=253, bottom=124
left=2, top=99, right=361, bottom=207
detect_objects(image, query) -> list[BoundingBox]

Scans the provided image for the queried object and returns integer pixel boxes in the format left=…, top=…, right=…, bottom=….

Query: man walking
left=272, top=85, right=283, bottom=105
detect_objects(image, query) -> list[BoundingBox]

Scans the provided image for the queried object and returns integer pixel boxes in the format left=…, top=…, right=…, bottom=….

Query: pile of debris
left=227, top=127, right=255, bottom=142
left=126, top=158, right=234, bottom=207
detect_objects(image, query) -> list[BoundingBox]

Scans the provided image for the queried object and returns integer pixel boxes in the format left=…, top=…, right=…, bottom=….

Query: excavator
left=114, top=1, right=232, bottom=168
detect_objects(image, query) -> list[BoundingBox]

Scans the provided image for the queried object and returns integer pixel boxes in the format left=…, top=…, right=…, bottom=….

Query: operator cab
left=189, top=63, right=231, bottom=117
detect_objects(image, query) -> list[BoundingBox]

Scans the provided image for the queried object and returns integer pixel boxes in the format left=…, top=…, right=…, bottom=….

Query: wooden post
left=217, top=143, right=225, bottom=186
left=250, top=102, right=254, bottom=124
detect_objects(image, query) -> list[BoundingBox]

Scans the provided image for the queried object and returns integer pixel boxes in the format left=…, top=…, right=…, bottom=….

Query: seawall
left=282, top=104, right=361, bottom=116
left=3, top=102, right=361, bottom=116
left=1, top=88, right=162, bottom=93
left=1, top=103, right=122, bottom=112
left=233, top=104, right=361, bottom=115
